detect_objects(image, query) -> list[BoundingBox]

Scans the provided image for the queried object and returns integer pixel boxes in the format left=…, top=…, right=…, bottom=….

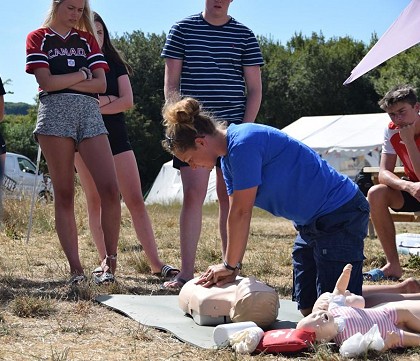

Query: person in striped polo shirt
left=161, top=0, right=264, bottom=289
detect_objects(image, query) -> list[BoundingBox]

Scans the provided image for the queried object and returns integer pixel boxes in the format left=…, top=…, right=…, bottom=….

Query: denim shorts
left=35, top=93, right=107, bottom=144
left=292, top=190, right=369, bottom=310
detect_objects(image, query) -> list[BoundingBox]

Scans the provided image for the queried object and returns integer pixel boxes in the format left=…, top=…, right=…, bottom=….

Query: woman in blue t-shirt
left=162, top=97, right=369, bottom=316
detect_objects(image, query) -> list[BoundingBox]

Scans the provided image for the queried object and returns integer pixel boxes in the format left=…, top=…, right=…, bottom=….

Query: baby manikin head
left=296, top=310, right=338, bottom=342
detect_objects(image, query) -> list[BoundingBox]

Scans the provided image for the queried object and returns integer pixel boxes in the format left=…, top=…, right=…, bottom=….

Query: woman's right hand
left=196, top=263, right=238, bottom=288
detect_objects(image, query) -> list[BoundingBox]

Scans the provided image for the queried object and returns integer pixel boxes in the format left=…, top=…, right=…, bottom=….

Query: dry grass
left=1, top=185, right=420, bottom=360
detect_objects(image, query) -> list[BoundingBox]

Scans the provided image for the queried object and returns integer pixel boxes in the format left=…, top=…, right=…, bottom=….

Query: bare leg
left=394, top=303, right=420, bottom=330
left=115, top=150, right=166, bottom=274
left=74, top=153, right=106, bottom=261
left=38, top=135, right=82, bottom=275
left=363, top=277, right=420, bottom=296
left=367, top=184, right=404, bottom=279
left=385, top=330, right=420, bottom=349
left=216, top=167, right=229, bottom=258
left=164, top=166, right=209, bottom=287
left=382, top=302, right=420, bottom=349
left=78, top=135, right=121, bottom=273
left=364, top=292, right=420, bottom=308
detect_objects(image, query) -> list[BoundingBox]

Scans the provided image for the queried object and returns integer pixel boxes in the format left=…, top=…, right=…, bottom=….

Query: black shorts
left=103, top=118, right=132, bottom=156
left=391, top=190, right=420, bottom=212
left=173, top=155, right=221, bottom=170
left=0, top=132, right=6, bottom=155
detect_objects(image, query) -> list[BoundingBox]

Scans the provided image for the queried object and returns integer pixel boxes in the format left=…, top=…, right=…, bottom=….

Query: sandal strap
left=99, top=254, right=118, bottom=274
left=161, top=264, right=180, bottom=279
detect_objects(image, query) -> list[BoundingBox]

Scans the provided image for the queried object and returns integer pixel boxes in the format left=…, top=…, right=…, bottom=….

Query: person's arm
left=197, top=186, right=257, bottom=287
left=33, top=67, right=88, bottom=92
left=313, top=265, right=350, bottom=312
left=384, top=329, right=419, bottom=350
left=68, top=68, right=107, bottom=94
left=399, top=123, right=420, bottom=179
left=333, top=264, right=352, bottom=295
left=378, top=152, right=420, bottom=200
left=164, top=58, right=183, bottom=101
left=242, top=65, right=262, bottom=123
left=225, top=186, right=257, bottom=266
left=99, top=74, right=134, bottom=115
left=378, top=152, right=405, bottom=187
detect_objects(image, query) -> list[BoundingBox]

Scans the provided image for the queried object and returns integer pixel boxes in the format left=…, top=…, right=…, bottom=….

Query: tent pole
left=26, top=145, right=42, bottom=243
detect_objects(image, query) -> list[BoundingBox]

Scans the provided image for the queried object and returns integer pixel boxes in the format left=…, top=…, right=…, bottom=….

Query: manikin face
left=386, top=101, right=420, bottom=128
left=95, top=21, right=104, bottom=49
left=54, top=0, right=85, bottom=30
left=296, top=310, right=338, bottom=342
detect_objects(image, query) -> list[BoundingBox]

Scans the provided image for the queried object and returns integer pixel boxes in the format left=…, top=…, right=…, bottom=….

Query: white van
left=2, top=152, right=53, bottom=202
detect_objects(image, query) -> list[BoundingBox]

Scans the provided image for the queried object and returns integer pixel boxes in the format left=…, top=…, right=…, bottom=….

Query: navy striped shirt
left=161, top=13, right=264, bottom=123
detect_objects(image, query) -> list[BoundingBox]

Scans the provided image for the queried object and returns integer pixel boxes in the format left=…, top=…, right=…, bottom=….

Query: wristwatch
left=223, top=260, right=242, bottom=271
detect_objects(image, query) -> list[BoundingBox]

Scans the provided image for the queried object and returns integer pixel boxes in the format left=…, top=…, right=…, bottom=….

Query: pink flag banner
left=344, top=0, right=420, bottom=85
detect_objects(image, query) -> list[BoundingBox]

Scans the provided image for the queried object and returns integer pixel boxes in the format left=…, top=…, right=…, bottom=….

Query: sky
left=0, top=0, right=412, bottom=104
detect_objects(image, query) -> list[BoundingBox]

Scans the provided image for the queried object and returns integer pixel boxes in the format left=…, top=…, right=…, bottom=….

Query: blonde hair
left=161, top=97, right=225, bottom=154
left=43, top=0, right=96, bottom=36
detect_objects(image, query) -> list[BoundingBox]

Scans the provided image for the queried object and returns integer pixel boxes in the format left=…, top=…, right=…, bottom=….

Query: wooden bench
left=362, top=166, right=420, bottom=239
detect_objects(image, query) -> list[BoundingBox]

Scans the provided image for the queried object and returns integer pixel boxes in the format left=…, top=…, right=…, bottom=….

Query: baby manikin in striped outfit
left=296, top=264, right=420, bottom=351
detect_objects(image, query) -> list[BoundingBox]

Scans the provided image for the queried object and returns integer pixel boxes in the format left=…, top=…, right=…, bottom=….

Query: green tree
left=258, top=33, right=380, bottom=129
left=0, top=106, right=48, bottom=171
left=373, top=45, right=420, bottom=97
left=4, top=102, right=32, bottom=115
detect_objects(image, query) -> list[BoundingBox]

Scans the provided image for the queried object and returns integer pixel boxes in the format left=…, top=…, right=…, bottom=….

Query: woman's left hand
left=196, top=263, right=238, bottom=287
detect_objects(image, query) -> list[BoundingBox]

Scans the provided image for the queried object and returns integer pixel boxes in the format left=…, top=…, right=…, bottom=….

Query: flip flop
left=363, top=268, right=399, bottom=282
left=161, top=277, right=187, bottom=290
left=153, top=264, right=181, bottom=280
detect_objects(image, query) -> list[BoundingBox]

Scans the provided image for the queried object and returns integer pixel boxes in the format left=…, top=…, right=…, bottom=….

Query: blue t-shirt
left=161, top=13, right=264, bottom=123
left=222, top=123, right=358, bottom=225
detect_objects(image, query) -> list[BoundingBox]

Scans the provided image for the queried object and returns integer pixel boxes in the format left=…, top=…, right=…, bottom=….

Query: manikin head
left=296, top=310, right=338, bottom=342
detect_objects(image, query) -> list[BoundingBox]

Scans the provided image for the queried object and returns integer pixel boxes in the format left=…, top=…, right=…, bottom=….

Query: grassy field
left=1, top=185, right=420, bottom=360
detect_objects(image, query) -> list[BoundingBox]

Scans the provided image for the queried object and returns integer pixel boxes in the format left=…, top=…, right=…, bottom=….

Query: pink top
left=330, top=305, right=403, bottom=347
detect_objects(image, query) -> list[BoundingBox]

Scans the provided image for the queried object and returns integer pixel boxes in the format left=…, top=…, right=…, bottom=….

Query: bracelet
left=223, top=260, right=242, bottom=271
left=79, top=68, right=88, bottom=80
left=107, top=95, right=111, bottom=104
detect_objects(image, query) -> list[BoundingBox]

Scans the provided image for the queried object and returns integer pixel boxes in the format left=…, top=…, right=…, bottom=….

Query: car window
left=18, top=157, right=36, bottom=173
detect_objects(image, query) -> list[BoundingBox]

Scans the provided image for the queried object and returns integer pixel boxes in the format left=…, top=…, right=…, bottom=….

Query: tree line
left=2, top=31, right=420, bottom=193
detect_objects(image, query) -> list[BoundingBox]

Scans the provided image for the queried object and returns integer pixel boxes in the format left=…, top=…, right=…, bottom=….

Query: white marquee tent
left=145, top=161, right=217, bottom=204
left=281, top=113, right=391, bottom=178
left=146, top=112, right=391, bottom=204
